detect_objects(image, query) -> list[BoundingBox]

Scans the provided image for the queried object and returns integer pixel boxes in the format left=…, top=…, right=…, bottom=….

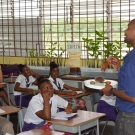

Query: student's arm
left=0, top=65, right=4, bottom=82
left=28, top=67, right=39, bottom=78
left=35, top=92, right=51, bottom=120
left=56, top=95, right=78, bottom=113
left=14, top=82, right=34, bottom=94
left=54, top=89, right=77, bottom=96
left=63, top=84, right=87, bottom=93
left=65, top=103, right=78, bottom=114
left=101, top=84, right=135, bottom=103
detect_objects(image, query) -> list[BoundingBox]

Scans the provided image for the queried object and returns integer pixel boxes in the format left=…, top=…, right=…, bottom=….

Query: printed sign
left=69, top=52, right=80, bottom=67
left=67, top=42, right=81, bottom=53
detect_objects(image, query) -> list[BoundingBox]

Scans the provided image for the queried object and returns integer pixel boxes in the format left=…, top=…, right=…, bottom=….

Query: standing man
left=101, top=19, right=135, bottom=135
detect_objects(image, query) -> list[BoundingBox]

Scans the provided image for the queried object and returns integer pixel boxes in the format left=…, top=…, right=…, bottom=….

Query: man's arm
left=101, top=84, right=135, bottom=103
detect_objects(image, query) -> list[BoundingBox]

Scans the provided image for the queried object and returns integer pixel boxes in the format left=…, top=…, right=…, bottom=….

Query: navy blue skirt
left=15, top=94, right=33, bottom=107
left=97, top=100, right=118, bottom=121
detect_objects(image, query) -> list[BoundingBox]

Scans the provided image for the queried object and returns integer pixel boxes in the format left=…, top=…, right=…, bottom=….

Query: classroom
left=0, top=0, right=135, bottom=135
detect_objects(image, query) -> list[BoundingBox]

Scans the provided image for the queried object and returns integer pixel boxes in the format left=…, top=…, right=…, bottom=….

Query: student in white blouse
left=22, top=76, right=77, bottom=132
left=14, top=64, right=37, bottom=107
left=48, top=62, right=87, bottom=110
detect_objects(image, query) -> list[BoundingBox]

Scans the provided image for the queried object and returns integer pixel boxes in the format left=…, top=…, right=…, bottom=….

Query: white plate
left=84, top=79, right=118, bottom=90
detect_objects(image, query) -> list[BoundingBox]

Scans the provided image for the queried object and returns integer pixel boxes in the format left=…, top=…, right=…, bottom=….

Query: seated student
left=96, top=60, right=118, bottom=121
left=97, top=94, right=118, bottom=121
left=48, top=62, right=87, bottom=111
left=0, top=116, right=15, bottom=135
left=22, top=76, right=77, bottom=134
left=14, top=64, right=38, bottom=107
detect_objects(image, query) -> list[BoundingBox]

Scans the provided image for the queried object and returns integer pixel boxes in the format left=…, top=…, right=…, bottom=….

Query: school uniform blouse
left=24, top=93, right=68, bottom=125
left=48, top=76, right=65, bottom=90
left=14, top=74, right=35, bottom=96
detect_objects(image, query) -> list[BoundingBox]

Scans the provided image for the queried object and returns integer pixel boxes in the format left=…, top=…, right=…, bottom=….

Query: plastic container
left=81, top=67, right=118, bottom=79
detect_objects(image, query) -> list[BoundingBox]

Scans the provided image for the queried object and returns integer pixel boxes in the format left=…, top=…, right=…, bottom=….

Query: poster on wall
left=69, top=52, right=80, bottom=67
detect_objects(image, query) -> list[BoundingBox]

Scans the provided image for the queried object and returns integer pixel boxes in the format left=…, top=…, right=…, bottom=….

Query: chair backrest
left=90, top=92, right=103, bottom=111
left=7, top=83, right=15, bottom=94
left=6, top=83, right=16, bottom=105
left=18, top=108, right=27, bottom=133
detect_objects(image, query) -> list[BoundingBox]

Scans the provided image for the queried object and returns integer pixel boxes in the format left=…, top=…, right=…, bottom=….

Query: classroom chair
left=6, top=83, right=29, bottom=108
left=6, top=83, right=16, bottom=106
left=90, top=92, right=115, bottom=135
left=18, top=108, right=27, bottom=133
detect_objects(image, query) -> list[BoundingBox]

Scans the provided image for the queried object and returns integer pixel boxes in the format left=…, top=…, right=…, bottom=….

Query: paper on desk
left=17, top=130, right=36, bottom=135
left=76, top=91, right=83, bottom=94
left=28, top=85, right=38, bottom=90
left=52, top=111, right=77, bottom=120
left=63, top=90, right=83, bottom=94
left=0, top=109, right=5, bottom=113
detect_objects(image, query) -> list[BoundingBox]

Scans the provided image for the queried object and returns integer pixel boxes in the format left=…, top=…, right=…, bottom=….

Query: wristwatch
left=109, top=87, right=115, bottom=95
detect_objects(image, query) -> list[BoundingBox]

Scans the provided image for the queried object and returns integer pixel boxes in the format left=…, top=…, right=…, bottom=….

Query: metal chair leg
left=100, top=120, right=108, bottom=135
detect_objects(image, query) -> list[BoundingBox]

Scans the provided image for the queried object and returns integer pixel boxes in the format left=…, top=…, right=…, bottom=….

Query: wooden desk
left=47, top=110, right=105, bottom=135
left=17, top=129, right=64, bottom=135
left=58, top=91, right=93, bottom=99
left=0, top=106, right=20, bottom=116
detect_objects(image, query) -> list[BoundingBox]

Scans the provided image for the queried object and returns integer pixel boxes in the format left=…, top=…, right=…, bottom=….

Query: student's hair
left=37, top=76, right=50, bottom=89
left=49, top=62, right=59, bottom=72
left=18, top=64, right=27, bottom=73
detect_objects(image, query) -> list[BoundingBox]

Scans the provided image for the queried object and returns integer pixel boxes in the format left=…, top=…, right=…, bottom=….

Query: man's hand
left=100, top=84, right=112, bottom=96
left=101, top=61, right=109, bottom=71
left=107, top=56, right=120, bottom=71
left=101, top=56, right=120, bottom=71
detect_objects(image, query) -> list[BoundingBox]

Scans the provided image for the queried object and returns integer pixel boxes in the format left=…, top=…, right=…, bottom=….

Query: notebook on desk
left=0, top=109, right=5, bottom=113
left=52, top=112, right=77, bottom=120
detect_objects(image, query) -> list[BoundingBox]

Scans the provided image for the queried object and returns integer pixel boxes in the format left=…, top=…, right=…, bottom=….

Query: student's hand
left=27, top=89, right=35, bottom=94
left=100, top=84, right=112, bottom=96
left=69, top=91, right=77, bottom=96
left=42, top=91, right=52, bottom=100
left=64, top=106, right=72, bottom=114
left=81, top=89, right=87, bottom=93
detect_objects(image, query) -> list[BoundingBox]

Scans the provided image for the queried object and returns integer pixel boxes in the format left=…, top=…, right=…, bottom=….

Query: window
left=0, top=0, right=134, bottom=63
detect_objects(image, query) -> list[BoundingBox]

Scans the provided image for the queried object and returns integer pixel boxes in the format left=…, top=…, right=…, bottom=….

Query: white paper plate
left=84, top=79, right=118, bottom=90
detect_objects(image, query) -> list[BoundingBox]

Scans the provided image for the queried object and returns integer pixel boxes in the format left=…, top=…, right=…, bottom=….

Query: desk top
left=58, top=91, right=92, bottom=99
left=47, top=110, right=105, bottom=127
left=0, top=106, right=20, bottom=116
left=17, top=129, right=64, bottom=135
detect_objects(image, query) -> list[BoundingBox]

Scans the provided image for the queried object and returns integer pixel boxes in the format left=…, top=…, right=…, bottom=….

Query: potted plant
left=81, top=30, right=120, bottom=79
